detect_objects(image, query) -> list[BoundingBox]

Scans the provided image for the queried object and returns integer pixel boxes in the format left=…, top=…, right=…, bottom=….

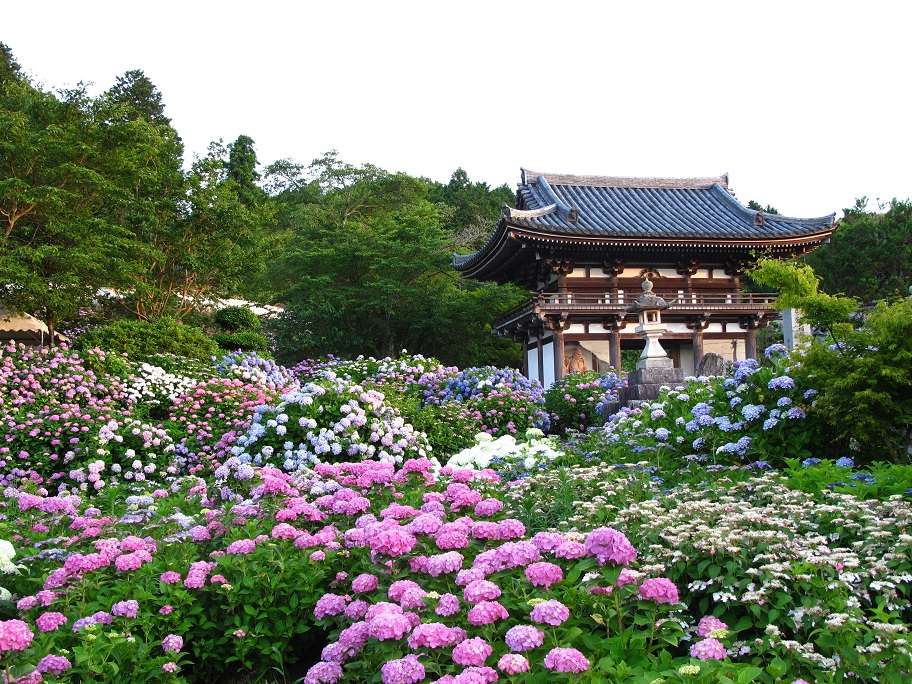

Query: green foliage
left=791, top=298, right=912, bottom=462
left=212, top=331, right=270, bottom=354
left=428, top=167, right=514, bottom=250
left=783, top=457, right=912, bottom=499
left=213, top=305, right=261, bottom=332
left=544, top=370, right=627, bottom=434
left=75, top=316, right=219, bottom=360
left=226, top=134, right=267, bottom=207
left=0, top=52, right=139, bottom=337
left=266, top=153, right=524, bottom=367
left=807, top=197, right=912, bottom=301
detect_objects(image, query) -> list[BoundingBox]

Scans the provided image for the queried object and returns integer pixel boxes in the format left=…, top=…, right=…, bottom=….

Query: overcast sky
left=5, top=1, right=910, bottom=219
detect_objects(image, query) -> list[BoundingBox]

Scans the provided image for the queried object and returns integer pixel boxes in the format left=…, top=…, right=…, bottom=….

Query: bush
left=211, top=331, right=270, bottom=354
left=75, top=317, right=219, bottom=360
left=213, top=306, right=261, bottom=333
left=544, top=370, right=627, bottom=434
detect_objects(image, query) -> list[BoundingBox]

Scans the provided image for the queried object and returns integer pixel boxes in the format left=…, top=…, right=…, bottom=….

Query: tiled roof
left=512, top=170, right=836, bottom=240
left=454, top=170, right=836, bottom=272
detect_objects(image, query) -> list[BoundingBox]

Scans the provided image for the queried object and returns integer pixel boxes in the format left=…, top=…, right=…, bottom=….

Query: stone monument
left=602, top=278, right=684, bottom=419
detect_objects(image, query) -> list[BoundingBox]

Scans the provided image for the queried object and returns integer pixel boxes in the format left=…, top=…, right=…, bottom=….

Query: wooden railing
left=496, top=291, right=779, bottom=326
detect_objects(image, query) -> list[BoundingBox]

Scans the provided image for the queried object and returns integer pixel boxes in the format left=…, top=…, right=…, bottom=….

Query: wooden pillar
left=537, top=336, right=544, bottom=382
left=602, top=314, right=627, bottom=372
left=686, top=315, right=710, bottom=371
left=744, top=328, right=758, bottom=361
left=739, top=314, right=769, bottom=361
left=544, top=315, right=570, bottom=381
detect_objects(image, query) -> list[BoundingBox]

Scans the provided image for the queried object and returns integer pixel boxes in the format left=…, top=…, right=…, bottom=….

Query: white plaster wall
left=679, top=345, right=695, bottom=377
left=542, top=343, right=555, bottom=389
left=526, top=348, right=539, bottom=383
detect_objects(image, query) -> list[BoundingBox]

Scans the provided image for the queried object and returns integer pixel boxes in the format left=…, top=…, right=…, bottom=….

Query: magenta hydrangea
left=530, top=599, right=570, bottom=626
left=162, top=634, right=183, bottom=653
left=35, top=612, right=67, bottom=633
left=584, top=527, right=637, bottom=566
left=697, top=615, right=729, bottom=636
left=497, top=653, right=530, bottom=675
left=0, top=620, right=34, bottom=652
left=37, top=654, right=72, bottom=675
left=543, top=647, right=590, bottom=673
left=452, top=637, right=493, bottom=667
left=304, top=660, right=344, bottom=684
left=435, top=593, right=461, bottom=617
left=351, top=573, right=379, bottom=593
left=504, top=625, right=545, bottom=652
left=638, top=578, right=680, bottom=604
left=467, top=600, right=509, bottom=625
left=690, top=637, right=728, bottom=661
left=525, top=561, right=563, bottom=589
left=463, top=579, right=501, bottom=604
left=314, top=593, right=349, bottom=619
left=381, top=654, right=425, bottom=684
left=111, top=600, right=139, bottom=618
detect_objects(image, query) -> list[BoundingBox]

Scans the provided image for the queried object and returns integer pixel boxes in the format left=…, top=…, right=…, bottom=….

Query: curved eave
left=453, top=221, right=836, bottom=281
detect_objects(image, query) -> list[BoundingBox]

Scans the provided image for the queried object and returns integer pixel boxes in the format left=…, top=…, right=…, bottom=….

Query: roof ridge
left=522, top=169, right=729, bottom=190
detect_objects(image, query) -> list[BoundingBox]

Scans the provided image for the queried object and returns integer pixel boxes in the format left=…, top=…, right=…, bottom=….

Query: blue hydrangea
left=767, top=376, right=796, bottom=390
left=741, top=404, right=766, bottom=421
left=835, top=457, right=855, bottom=468
left=655, top=428, right=670, bottom=441
left=777, top=396, right=793, bottom=407
left=802, top=457, right=821, bottom=467
left=764, top=343, right=789, bottom=359
left=691, top=402, right=712, bottom=417
left=763, top=417, right=779, bottom=430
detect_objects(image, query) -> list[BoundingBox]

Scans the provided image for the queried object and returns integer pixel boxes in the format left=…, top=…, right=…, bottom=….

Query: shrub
left=213, top=306, right=261, bottom=333
left=544, top=370, right=627, bottom=434
left=75, top=317, right=219, bottom=360
left=211, top=331, right=270, bottom=354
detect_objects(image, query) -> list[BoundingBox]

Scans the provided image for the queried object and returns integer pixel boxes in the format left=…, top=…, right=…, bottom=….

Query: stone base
left=636, top=355, right=674, bottom=370
left=602, top=367, right=684, bottom=421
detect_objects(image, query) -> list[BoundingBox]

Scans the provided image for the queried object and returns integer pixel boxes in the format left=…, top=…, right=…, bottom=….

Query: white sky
left=4, top=1, right=911, bottom=219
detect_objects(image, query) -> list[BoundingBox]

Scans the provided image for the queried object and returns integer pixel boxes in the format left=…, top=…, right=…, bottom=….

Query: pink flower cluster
left=530, top=599, right=570, bottom=626
left=696, top=615, right=729, bottom=636
left=690, top=637, right=728, bottom=661
left=638, top=578, right=680, bottom=605
left=543, top=647, right=590, bottom=673
left=584, top=527, right=637, bottom=566
left=0, top=620, right=34, bottom=652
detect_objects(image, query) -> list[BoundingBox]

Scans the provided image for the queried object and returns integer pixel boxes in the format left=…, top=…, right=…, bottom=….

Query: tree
left=429, top=168, right=514, bottom=251
left=750, top=257, right=912, bottom=462
left=122, top=141, right=279, bottom=321
left=0, top=46, right=138, bottom=338
left=226, top=134, right=266, bottom=207
left=267, top=155, right=524, bottom=365
left=805, top=198, right=912, bottom=302
left=747, top=200, right=780, bottom=215
left=104, top=69, right=171, bottom=126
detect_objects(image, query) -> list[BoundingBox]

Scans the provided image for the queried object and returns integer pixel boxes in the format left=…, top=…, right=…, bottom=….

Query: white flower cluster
left=445, top=429, right=565, bottom=476
left=125, top=362, right=199, bottom=405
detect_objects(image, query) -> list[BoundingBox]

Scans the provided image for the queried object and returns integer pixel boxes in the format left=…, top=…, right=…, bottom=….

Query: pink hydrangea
left=544, top=647, right=590, bottom=673
left=525, top=561, right=563, bottom=589
left=400, top=587, right=429, bottom=611
left=497, top=518, right=526, bottom=539
left=369, top=527, right=418, bottom=557
left=530, top=599, right=570, bottom=626
left=426, top=551, right=464, bottom=577
left=690, top=637, right=727, bottom=661
left=162, top=634, right=184, bottom=653
left=407, top=622, right=459, bottom=649
left=463, top=580, right=501, bottom=604
left=435, top=593, right=461, bottom=617
left=554, top=540, right=586, bottom=559
left=504, top=625, right=545, bottom=652
left=452, top=637, right=493, bottom=667
left=381, top=654, right=425, bottom=684
left=585, top=527, right=637, bottom=566
left=460, top=666, right=498, bottom=683
left=35, top=612, right=68, bottom=633
left=467, top=601, right=509, bottom=625
left=368, top=612, right=413, bottom=641
left=616, top=568, right=639, bottom=587
left=304, top=660, right=344, bottom=684
left=0, top=619, right=34, bottom=652
left=498, top=653, right=530, bottom=675
left=389, top=580, right=423, bottom=602
left=226, top=539, right=257, bottom=555
left=314, top=593, right=349, bottom=619
left=697, top=615, right=729, bottom=637
left=160, top=605, right=174, bottom=616
left=345, top=600, right=369, bottom=620
left=160, top=571, right=182, bottom=584
left=111, top=600, right=139, bottom=618
left=37, top=654, right=72, bottom=675
left=474, top=498, right=503, bottom=517
left=638, top=578, right=679, bottom=605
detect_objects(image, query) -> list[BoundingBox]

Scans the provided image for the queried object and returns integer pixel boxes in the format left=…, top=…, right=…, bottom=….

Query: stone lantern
left=626, top=277, right=673, bottom=370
